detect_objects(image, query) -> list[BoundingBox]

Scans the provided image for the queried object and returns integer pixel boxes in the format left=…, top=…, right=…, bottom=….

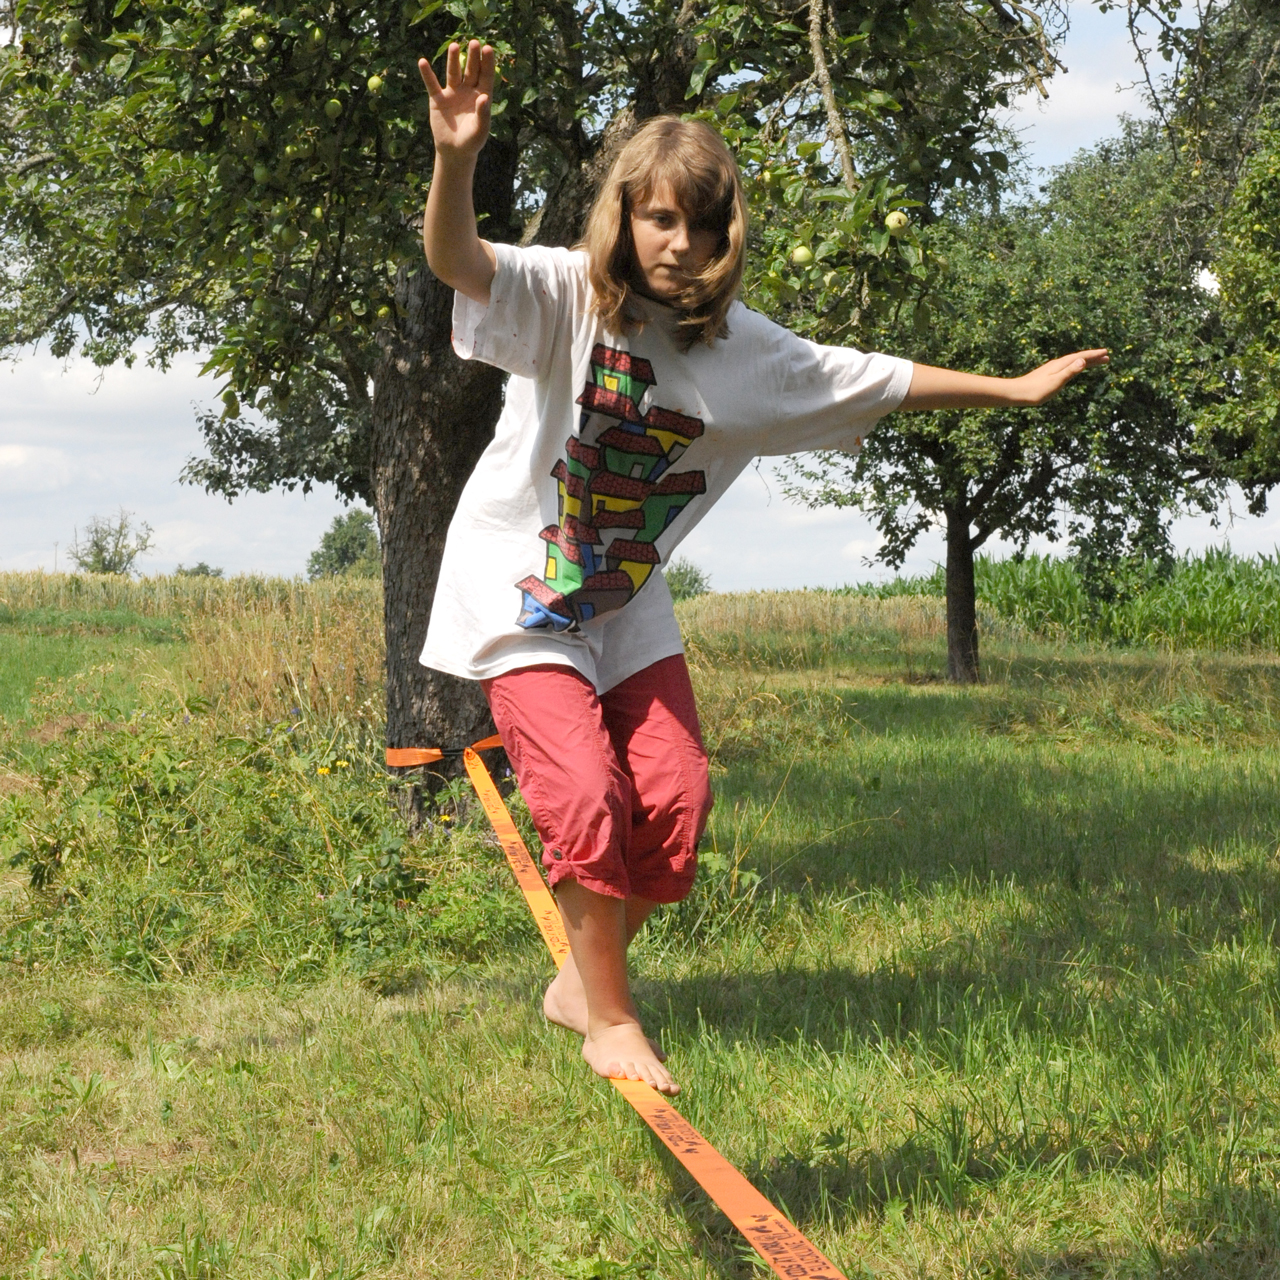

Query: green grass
left=5, top=587, right=1280, bottom=1277
left=0, top=604, right=187, bottom=726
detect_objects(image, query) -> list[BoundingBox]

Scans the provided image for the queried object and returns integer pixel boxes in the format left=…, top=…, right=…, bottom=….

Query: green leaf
left=686, top=60, right=711, bottom=99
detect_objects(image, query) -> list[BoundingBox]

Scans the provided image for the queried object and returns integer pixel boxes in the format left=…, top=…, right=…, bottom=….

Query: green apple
left=367, top=75, right=384, bottom=95
left=252, top=33, right=269, bottom=51
left=324, top=98, right=343, bottom=120
left=221, top=391, right=240, bottom=417
left=885, top=210, right=909, bottom=235
left=789, top=245, right=814, bottom=266
left=279, top=225, right=300, bottom=247
left=238, top=7, right=256, bottom=20
left=376, top=305, right=393, bottom=320
left=470, top=0, right=489, bottom=20
left=252, top=163, right=271, bottom=184
left=311, top=205, right=325, bottom=219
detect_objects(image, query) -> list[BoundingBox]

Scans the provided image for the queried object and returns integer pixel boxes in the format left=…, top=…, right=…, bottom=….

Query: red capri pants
left=481, top=654, right=713, bottom=904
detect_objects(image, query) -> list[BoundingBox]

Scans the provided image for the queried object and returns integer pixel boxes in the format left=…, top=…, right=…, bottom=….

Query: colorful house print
left=516, top=344, right=707, bottom=631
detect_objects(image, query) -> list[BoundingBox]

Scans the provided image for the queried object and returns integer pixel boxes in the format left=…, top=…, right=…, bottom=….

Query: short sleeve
left=451, top=243, right=588, bottom=379
left=756, top=327, right=915, bottom=457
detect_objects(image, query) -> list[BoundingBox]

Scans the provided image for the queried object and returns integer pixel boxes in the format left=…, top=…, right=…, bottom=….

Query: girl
left=418, top=40, right=1107, bottom=1096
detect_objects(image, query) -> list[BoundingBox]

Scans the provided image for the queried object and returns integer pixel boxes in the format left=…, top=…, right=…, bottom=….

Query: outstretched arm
left=898, top=349, right=1110, bottom=411
left=419, top=39, right=498, bottom=305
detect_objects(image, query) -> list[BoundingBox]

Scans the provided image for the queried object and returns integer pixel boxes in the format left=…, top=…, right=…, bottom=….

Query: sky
left=5, top=1, right=1271, bottom=587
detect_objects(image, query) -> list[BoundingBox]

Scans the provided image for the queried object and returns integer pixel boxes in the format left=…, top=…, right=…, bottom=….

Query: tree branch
left=15, top=152, right=57, bottom=177
left=808, top=0, right=857, bottom=192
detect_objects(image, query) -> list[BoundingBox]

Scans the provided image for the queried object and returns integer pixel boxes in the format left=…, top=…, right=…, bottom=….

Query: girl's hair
left=579, top=117, right=747, bottom=349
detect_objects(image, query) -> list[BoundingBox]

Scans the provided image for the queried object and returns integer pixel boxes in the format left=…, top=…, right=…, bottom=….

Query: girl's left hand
left=1011, top=349, right=1110, bottom=405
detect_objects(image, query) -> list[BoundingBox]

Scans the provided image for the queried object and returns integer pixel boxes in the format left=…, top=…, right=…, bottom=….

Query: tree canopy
left=787, top=124, right=1230, bottom=676
left=308, top=509, right=381, bottom=580
left=2, top=0, right=1066, bottom=496
left=2, top=0, right=1069, bottom=735
left=67, top=508, right=155, bottom=576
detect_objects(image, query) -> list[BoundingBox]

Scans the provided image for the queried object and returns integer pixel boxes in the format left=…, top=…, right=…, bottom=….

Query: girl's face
left=628, top=182, right=721, bottom=301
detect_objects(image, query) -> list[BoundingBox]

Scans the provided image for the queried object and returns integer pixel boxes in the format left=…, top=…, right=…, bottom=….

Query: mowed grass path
left=4, top=583, right=1280, bottom=1278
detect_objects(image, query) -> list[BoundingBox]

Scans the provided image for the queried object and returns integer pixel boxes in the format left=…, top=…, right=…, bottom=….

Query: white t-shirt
left=420, top=243, right=914, bottom=693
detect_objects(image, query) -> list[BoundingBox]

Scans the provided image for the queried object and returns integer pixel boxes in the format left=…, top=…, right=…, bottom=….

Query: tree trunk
left=370, top=139, right=519, bottom=777
left=944, top=508, right=980, bottom=683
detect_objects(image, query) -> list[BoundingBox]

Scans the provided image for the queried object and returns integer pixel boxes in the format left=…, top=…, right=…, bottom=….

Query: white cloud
left=0, top=347, right=352, bottom=576
left=0, top=444, right=75, bottom=493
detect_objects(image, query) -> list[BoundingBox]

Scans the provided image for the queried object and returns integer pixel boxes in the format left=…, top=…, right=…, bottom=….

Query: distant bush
left=174, top=561, right=224, bottom=578
left=665, top=556, right=711, bottom=602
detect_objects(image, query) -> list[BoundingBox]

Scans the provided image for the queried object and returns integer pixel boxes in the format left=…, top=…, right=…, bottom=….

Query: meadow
left=3, top=564, right=1280, bottom=1279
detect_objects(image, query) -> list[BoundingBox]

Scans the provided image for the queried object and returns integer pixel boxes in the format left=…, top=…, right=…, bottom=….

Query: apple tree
left=786, top=126, right=1231, bottom=680
left=0, top=0, right=1065, bottom=746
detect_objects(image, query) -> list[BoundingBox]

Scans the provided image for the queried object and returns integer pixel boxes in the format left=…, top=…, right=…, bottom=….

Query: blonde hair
left=579, top=117, right=748, bottom=349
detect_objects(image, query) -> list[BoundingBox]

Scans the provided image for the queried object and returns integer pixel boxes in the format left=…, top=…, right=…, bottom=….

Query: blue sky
left=6, top=1, right=1267, bottom=586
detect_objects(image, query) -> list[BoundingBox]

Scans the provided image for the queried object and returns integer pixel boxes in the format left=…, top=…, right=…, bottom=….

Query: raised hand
left=418, top=40, right=496, bottom=158
left=1013, top=349, right=1110, bottom=406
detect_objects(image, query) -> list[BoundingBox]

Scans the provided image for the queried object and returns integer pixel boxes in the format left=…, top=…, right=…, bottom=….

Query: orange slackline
left=389, top=737, right=849, bottom=1280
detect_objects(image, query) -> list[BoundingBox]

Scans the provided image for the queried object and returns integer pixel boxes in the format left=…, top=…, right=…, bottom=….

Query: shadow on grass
left=714, top=685, right=1280, bottom=930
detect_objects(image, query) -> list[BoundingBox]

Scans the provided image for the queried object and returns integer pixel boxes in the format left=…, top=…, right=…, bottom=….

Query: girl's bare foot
left=583, top=1020, right=679, bottom=1095
left=544, top=961, right=666, bottom=1060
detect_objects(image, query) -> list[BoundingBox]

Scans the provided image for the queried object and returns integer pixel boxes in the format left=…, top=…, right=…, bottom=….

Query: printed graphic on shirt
left=515, top=344, right=706, bottom=631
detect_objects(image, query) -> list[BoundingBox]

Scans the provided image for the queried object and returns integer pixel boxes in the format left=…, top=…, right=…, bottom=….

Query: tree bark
left=944, top=507, right=980, bottom=683
left=370, top=139, right=519, bottom=776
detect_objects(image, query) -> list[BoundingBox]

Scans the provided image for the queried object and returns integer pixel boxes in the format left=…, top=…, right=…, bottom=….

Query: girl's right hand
left=418, top=40, right=495, bottom=158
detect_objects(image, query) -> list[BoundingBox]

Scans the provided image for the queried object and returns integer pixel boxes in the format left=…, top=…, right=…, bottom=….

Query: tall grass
left=0, top=570, right=381, bottom=619
left=836, top=548, right=1280, bottom=652
left=677, top=591, right=1026, bottom=674
left=976, top=548, right=1280, bottom=649
left=0, top=571, right=385, bottom=731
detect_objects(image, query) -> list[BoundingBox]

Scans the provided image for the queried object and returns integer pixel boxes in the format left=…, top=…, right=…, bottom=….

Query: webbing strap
left=389, top=737, right=849, bottom=1280
left=461, top=746, right=572, bottom=967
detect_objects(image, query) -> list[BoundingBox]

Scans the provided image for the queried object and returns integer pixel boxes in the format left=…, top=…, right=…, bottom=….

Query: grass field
left=4, top=573, right=1280, bottom=1278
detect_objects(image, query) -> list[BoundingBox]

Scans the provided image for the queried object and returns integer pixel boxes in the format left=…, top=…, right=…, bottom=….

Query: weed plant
left=0, top=696, right=535, bottom=982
